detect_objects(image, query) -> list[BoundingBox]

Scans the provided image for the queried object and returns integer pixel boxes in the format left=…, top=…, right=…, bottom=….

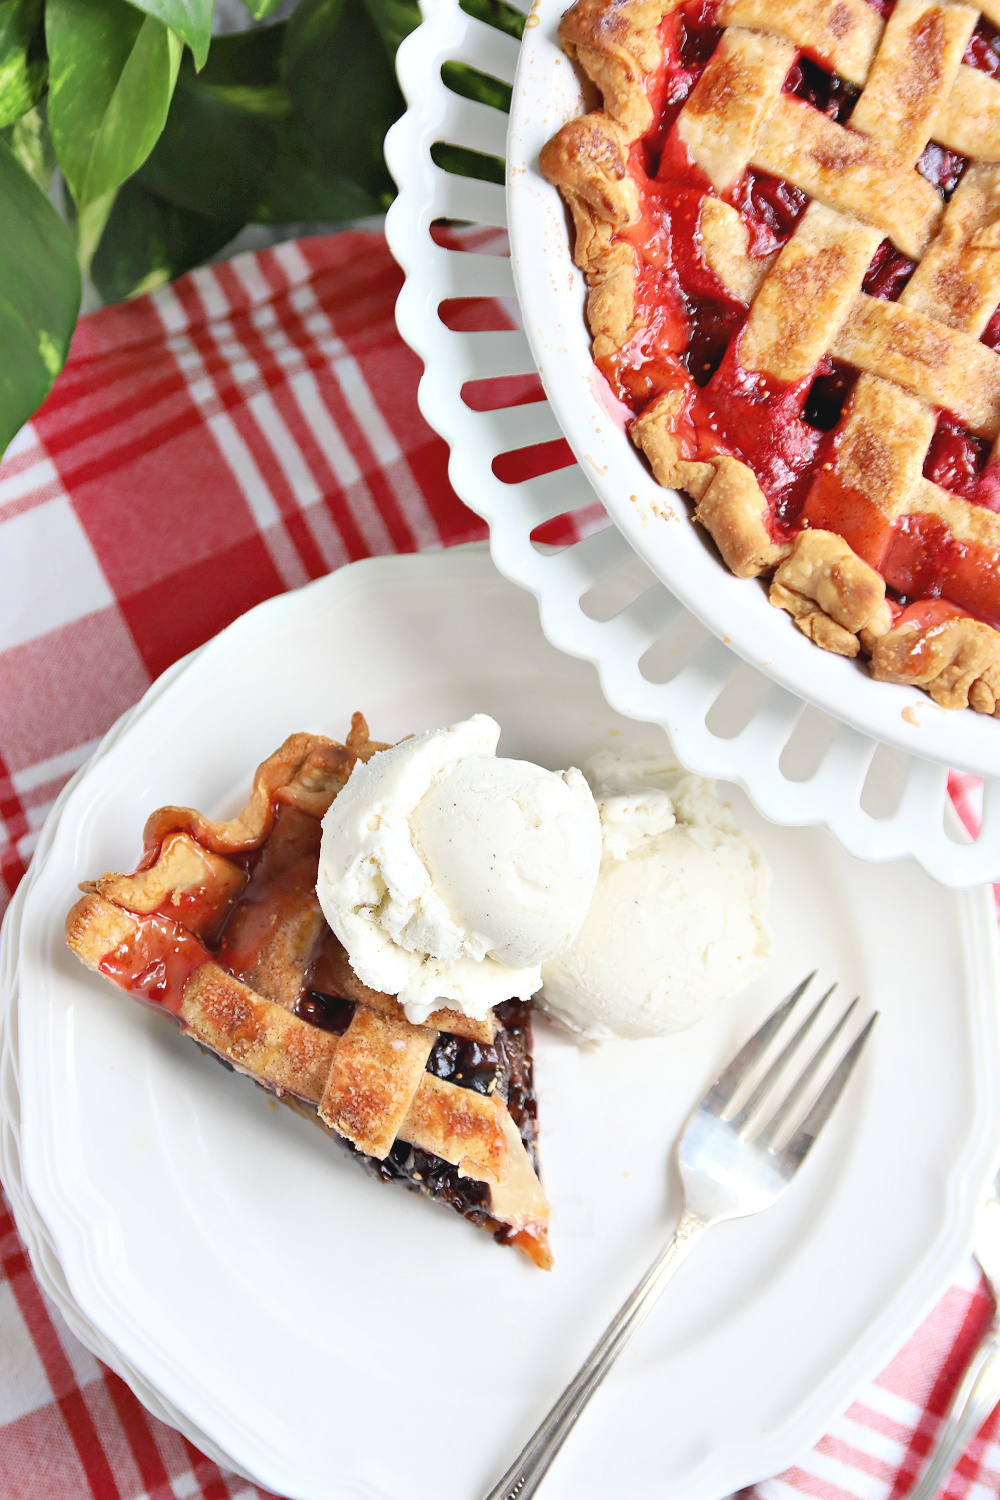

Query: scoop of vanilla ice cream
left=539, top=749, right=771, bottom=1040
left=316, top=715, right=602, bottom=1024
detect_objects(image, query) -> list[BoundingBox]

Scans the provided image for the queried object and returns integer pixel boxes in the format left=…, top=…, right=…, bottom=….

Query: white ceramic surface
left=11, top=548, right=1000, bottom=1500
left=384, top=0, right=1000, bottom=884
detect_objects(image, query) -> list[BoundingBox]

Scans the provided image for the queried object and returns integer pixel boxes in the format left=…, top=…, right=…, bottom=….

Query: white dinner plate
left=506, top=2, right=1000, bottom=779
left=0, top=654, right=258, bottom=1480
left=12, top=547, right=1000, bottom=1500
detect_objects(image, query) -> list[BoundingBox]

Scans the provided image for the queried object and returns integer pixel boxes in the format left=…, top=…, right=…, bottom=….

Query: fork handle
left=906, top=1314, right=1000, bottom=1500
left=482, top=1209, right=708, bottom=1500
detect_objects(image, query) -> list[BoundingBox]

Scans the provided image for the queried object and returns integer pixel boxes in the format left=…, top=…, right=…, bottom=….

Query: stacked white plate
left=3, top=547, right=1000, bottom=1499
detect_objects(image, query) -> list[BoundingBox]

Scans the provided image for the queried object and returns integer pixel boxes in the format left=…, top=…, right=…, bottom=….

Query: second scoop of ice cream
left=539, top=750, right=771, bottom=1040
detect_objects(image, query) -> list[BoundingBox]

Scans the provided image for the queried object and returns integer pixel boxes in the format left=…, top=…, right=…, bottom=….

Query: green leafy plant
left=0, top=0, right=523, bottom=458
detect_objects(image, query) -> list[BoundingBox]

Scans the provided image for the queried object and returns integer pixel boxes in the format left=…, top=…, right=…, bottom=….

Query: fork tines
left=709, top=974, right=877, bottom=1159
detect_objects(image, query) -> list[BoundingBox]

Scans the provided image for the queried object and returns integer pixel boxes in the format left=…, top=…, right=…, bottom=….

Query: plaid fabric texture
left=0, top=229, right=997, bottom=1500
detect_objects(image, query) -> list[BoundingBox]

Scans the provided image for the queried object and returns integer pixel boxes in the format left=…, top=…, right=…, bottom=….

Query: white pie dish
left=505, top=0, right=1000, bottom=781
left=8, top=547, right=1000, bottom=1500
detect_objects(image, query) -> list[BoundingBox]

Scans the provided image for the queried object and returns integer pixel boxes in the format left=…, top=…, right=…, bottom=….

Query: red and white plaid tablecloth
left=0, top=228, right=998, bottom=1500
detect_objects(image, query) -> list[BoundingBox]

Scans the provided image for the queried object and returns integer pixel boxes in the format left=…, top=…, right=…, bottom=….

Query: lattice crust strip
left=540, top=0, right=1000, bottom=715
left=64, top=723, right=551, bottom=1268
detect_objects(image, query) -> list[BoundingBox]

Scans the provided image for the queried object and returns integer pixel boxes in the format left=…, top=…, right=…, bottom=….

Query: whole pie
left=540, top=0, right=1000, bottom=713
left=65, top=717, right=552, bottom=1268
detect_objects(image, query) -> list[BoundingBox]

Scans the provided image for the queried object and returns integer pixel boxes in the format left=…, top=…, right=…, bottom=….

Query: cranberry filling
left=964, top=15, right=1000, bottom=76
left=683, top=297, right=745, bottom=385
left=917, top=141, right=968, bottom=200
left=295, top=991, right=355, bottom=1034
left=982, top=303, right=1000, bottom=351
left=862, top=238, right=916, bottom=301
left=678, top=0, right=721, bottom=67
left=729, top=168, right=809, bottom=256
left=804, top=362, right=859, bottom=429
left=784, top=58, right=860, bottom=122
left=923, top=414, right=990, bottom=500
left=882, top=514, right=1000, bottom=629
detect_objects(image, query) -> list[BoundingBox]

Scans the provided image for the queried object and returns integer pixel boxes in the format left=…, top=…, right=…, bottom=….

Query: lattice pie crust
left=65, top=718, right=551, bottom=1268
left=541, top=0, right=1000, bottom=712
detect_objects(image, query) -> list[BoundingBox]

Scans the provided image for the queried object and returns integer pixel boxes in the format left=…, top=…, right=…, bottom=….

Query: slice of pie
left=541, top=0, right=1000, bottom=713
left=65, top=716, right=552, bottom=1268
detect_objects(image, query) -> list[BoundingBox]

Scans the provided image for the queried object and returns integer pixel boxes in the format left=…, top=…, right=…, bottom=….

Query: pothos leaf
left=361, top=0, right=419, bottom=57
left=132, top=32, right=380, bottom=229
left=137, top=59, right=280, bottom=219
left=430, top=140, right=504, bottom=185
left=198, top=22, right=283, bottom=86
left=252, top=118, right=379, bottom=223
left=0, top=136, right=80, bottom=455
left=46, top=0, right=182, bottom=211
left=459, top=0, right=524, bottom=40
left=2, top=103, right=55, bottom=191
left=441, top=60, right=512, bottom=113
left=283, top=0, right=401, bottom=201
left=91, top=176, right=241, bottom=301
left=123, top=0, right=213, bottom=70
left=0, top=0, right=46, bottom=129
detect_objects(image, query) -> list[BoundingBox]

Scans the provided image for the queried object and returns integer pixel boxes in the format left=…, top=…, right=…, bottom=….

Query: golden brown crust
left=716, top=0, right=883, bottom=86
left=538, top=114, right=639, bottom=236
left=181, top=965, right=338, bottom=1104
left=832, top=295, right=1000, bottom=440
left=871, top=616, right=1000, bottom=709
left=558, top=0, right=679, bottom=138
left=901, top=164, right=1000, bottom=337
left=66, top=892, right=141, bottom=970
left=676, top=28, right=797, bottom=192
left=693, top=459, right=792, bottom=578
left=821, top=374, right=936, bottom=514
left=752, top=95, right=943, bottom=259
left=401, top=1074, right=510, bottom=1190
left=738, top=204, right=883, bottom=381
left=771, top=530, right=887, bottom=632
left=969, top=661, right=1000, bottom=716
left=630, top=395, right=791, bottom=577
left=769, top=530, right=888, bottom=656
left=848, top=1, right=977, bottom=167
left=319, top=1006, right=438, bottom=1159
left=699, top=198, right=775, bottom=303
left=630, top=388, right=714, bottom=500
left=142, top=732, right=357, bottom=855
left=83, top=832, right=245, bottom=930
left=933, top=66, right=1000, bottom=164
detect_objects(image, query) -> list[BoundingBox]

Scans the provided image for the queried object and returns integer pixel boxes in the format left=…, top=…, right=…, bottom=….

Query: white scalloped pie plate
left=384, top=0, right=1000, bottom=886
left=8, top=549, right=1000, bottom=1500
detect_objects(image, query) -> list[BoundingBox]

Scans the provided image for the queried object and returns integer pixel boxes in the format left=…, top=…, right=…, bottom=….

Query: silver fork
left=484, top=974, right=878, bottom=1500
left=904, top=1181, right=1000, bottom=1500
